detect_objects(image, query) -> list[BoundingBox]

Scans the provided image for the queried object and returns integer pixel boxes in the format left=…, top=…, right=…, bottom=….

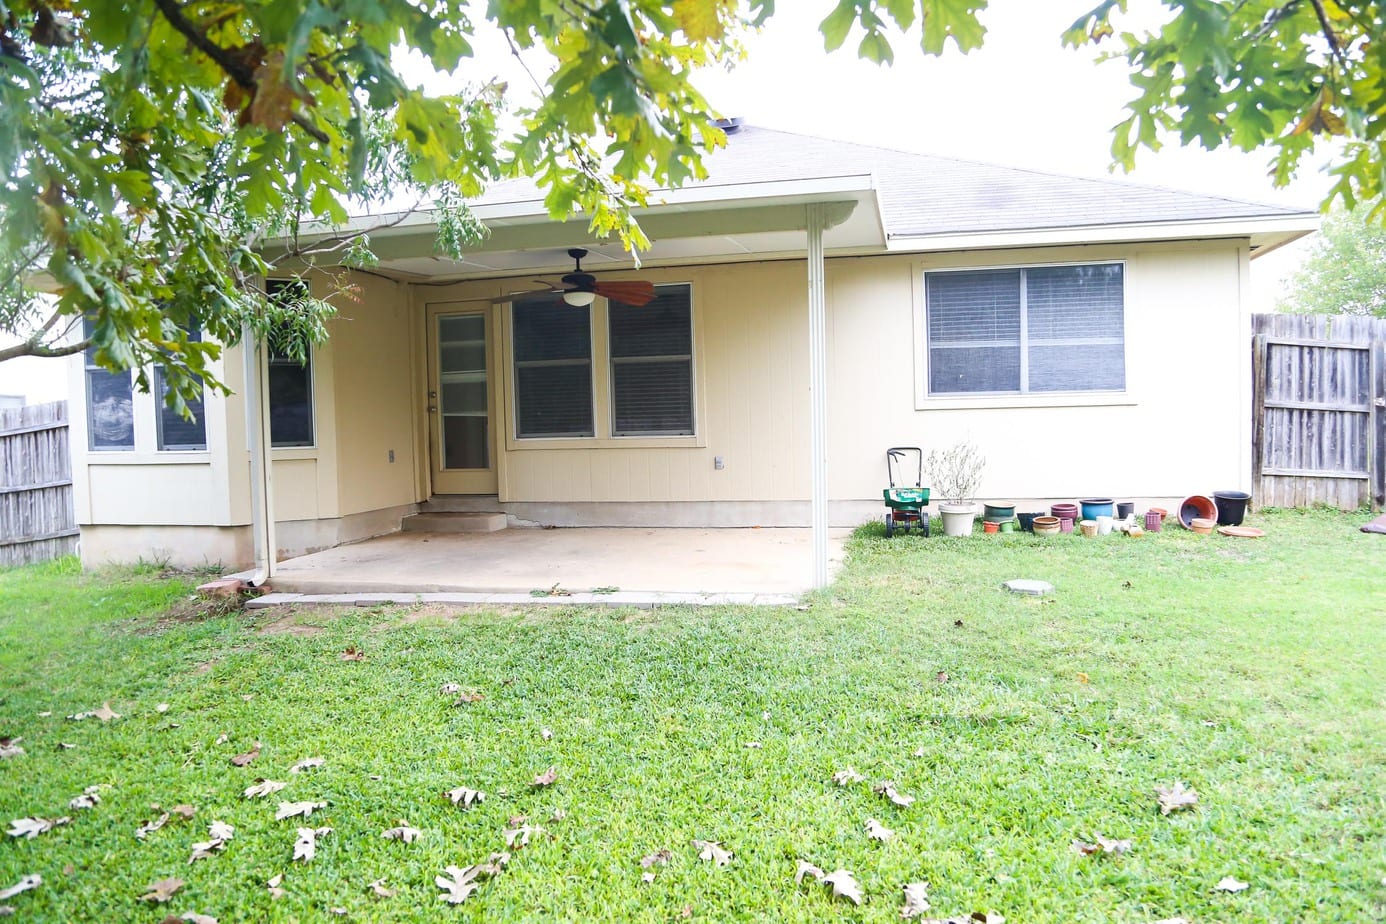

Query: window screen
left=513, top=296, right=593, bottom=438
left=155, top=324, right=207, bottom=451
left=609, top=284, right=693, bottom=436
left=265, top=280, right=315, bottom=447
left=83, top=318, right=134, bottom=451
left=926, top=264, right=1124, bottom=395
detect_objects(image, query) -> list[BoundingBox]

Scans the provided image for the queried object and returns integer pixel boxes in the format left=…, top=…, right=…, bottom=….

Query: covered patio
left=249, top=526, right=850, bottom=606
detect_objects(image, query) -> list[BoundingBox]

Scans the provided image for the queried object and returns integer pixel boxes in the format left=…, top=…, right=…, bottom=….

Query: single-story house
left=68, top=123, right=1317, bottom=585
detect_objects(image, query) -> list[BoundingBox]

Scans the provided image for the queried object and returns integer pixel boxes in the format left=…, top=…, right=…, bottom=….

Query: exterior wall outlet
left=388, top=449, right=395, bottom=463
left=714, top=455, right=725, bottom=470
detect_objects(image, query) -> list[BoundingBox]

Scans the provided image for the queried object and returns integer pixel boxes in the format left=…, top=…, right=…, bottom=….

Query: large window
left=609, top=285, right=693, bottom=436
left=83, top=319, right=134, bottom=451
left=513, top=296, right=594, bottom=438
left=155, top=324, right=207, bottom=451
left=265, top=280, right=315, bottom=448
left=926, top=263, right=1125, bottom=396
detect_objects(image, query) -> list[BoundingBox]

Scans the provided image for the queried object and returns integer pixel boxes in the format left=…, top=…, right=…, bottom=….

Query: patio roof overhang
left=273, top=174, right=885, bottom=280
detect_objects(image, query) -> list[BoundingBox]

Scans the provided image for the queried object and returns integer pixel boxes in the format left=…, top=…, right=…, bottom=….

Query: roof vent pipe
left=710, top=116, right=743, bottom=134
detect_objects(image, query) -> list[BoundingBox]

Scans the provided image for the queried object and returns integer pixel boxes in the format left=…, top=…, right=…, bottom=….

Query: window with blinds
left=513, top=296, right=595, bottom=438
left=926, top=263, right=1125, bottom=395
left=265, top=280, right=315, bottom=448
left=609, top=284, right=693, bottom=436
left=155, top=323, right=208, bottom=451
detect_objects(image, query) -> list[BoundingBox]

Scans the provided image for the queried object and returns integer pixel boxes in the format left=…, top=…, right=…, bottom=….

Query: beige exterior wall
left=70, top=237, right=1254, bottom=566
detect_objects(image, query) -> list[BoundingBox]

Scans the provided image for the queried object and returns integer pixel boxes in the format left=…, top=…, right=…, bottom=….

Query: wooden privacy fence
left=1252, top=314, right=1386, bottom=511
left=0, top=401, right=77, bottom=567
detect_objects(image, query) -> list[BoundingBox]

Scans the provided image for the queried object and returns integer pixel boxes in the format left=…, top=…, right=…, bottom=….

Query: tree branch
left=0, top=337, right=90, bottom=362
left=1308, top=0, right=1348, bottom=65
left=150, top=0, right=331, bottom=144
left=271, top=197, right=427, bottom=264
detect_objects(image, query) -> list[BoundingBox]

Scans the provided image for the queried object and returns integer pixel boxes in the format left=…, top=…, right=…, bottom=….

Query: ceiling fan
left=538, top=249, right=656, bottom=308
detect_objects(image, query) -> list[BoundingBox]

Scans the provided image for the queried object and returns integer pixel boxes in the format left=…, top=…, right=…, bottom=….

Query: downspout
left=806, top=204, right=829, bottom=589
left=242, top=325, right=276, bottom=586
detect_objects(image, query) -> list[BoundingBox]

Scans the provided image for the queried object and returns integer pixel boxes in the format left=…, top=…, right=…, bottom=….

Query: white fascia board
left=884, top=214, right=1321, bottom=256
left=474, top=174, right=879, bottom=224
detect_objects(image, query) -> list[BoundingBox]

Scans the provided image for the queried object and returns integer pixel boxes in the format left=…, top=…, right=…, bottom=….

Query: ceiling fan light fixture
left=562, top=289, right=596, bottom=307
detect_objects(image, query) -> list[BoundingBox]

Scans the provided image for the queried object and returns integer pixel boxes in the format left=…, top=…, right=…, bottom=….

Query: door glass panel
left=437, top=313, right=488, bottom=470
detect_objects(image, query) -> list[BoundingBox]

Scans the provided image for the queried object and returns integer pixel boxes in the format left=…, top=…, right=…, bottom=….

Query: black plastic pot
left=1116, top=501, right=1135, bottom=519
left=1213, top=490, right=1251, bottom=526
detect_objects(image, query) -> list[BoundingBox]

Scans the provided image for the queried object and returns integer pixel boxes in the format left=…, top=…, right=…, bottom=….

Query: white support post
left=242, top=325, right=276, bottom=584
left=806, top=204, right=829, bottom=589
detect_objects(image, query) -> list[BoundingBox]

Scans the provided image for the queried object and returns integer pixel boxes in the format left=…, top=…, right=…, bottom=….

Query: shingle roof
left=474, top=125, right=1311, bottom=239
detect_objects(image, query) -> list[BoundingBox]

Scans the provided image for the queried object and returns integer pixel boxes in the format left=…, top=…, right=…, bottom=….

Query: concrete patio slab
left=250, top=527, right=848, bottom=597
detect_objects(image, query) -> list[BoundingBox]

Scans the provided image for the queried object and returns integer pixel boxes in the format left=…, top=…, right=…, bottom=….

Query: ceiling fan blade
left=593, top=280, right=657, bottom=307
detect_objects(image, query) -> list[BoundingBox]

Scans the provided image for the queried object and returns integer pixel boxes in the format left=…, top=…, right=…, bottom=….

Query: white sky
left=0, top=0, right=1334, bottom=404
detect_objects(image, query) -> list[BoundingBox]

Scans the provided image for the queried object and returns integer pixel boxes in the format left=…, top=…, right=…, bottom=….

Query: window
left=83, top=319, right=134, bottom=451
left=265, top=280, right=315, bottom=448
left=513, top=296, right=594, bottom=438
left=155, top=324, right=207, bottom=451
left=609, top=284, right=693, bottom=436
left=925, top=263, right=1124, bottom=396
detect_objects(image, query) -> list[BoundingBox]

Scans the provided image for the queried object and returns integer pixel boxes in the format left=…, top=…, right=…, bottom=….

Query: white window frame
left=914, top=258, right=1135, bottom=411
left=607, top=282, right=697, bottom=439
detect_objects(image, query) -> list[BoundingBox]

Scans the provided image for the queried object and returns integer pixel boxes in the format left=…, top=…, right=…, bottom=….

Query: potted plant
left=926, top=441, right=986, bottom=537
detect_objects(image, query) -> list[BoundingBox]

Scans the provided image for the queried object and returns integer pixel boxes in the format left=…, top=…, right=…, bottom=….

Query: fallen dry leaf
left=865, top=817, right=895, bottom=843
left=874, top=780, right=916, bottom=808
left=169, top=804, right=195, bottom=821
left=1155, top=782, right=1199, bottom=815
left=1215, top=876, right=1249, bottom=893
left=794, top=860, right=824, bottom=884
left=912, top=745, right=927, bottom=758
left=693, top=839, right=733, bottom=867
left=901, top=880, right=931, bottom=918
left=339, top=647, right=365, bottom=661
left=188, top=837, right=228, bottom=864
left=822, top=869, right=863, bottom=905
left=745, top=741, right=763, bottom=749
left=503, top=824, right=544, bottom=849
left=155, top=703, right=170, bottom=713
left=136, top=813, right=170, bottom=840
left=289, top=757, right=324, bottom=774
left=641, top=849, right=672, bottom=869
left=208, top=821, right=234, bottom=841
left=37, top=711, right=51, bottom=718
left=368, top=878, right=395, bottom=898
left=244, top=780, right=287, bottom=800
left=0, top=738, right=23, bottom=760
left=0, top=875, right=39, bottom=902
left=453, top=690, right=485, bottom=704
left=1076, top=671, right=1090, bottom=684
left=831, top=767, right=865, bottom=786
left=266, top=873, right=285, bottom=899
left=439, top=682, right=461, bottom=694
left=531, top=766, right=558, bottom=788
left=214, top=734, right=229, bottom=745
left=172, top=914, right=217, bottom=924
left=1072, top=833, right=1131, bottom=857
left=443, top=786, right=485, bottom=808
left=230, top=743, right=261, bottom=767
left=550, top=808, right=567, bottom=823
left=7, top=817, right=69, bottom=839
left=436, top=866, right=480, bottom=905
left=68, top=702, right=121, bottom=722
left=57, top=742, right=75, bottom=750
left=293, top=826, right=331, bottom=862
left=382, top=823, right=422, bottom=844
left=936, top=670, right=950, bottom=683
left=68, top=785, right=102, bottom=811
left=139, top=878, right=184, bottom=903
left=276, top=801, right=327, bottom=821
left=540, top=727, right=553, bottom=740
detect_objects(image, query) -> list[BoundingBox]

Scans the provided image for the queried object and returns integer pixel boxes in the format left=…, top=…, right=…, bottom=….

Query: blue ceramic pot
left=1080, top=498, right=1114, bottom=520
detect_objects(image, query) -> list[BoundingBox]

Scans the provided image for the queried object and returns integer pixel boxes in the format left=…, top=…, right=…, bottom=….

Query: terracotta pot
left=1178, top=495, right=1218, bottom=528
left=983, top=520, right=1000, bottom=534
left=1190, top=517, right=1216, bottom=535
left=1033, top=516, right=1060, bottom=536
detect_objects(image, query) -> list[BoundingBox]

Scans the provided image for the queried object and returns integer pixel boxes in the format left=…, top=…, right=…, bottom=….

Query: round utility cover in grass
left=1003, top=579, right=1054, bottom=596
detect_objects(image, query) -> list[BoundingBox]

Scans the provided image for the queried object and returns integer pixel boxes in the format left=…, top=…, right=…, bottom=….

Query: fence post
left=1373, top=337, right=1385, bottom=511
left=1251, top=332, right=1267, bottom=510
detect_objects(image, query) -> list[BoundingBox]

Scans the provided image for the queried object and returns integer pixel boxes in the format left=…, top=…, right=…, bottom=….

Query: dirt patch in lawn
left=257, top=609, right=330, bottom=636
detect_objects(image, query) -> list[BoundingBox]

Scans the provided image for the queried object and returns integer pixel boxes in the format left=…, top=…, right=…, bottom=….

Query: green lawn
left=0, top=508, right=1383, bottom=922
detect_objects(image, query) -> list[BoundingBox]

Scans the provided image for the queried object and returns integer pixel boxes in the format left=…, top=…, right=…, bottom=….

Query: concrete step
left=422, top=495, right=502, bottom=513
left=401, top=512, right=506, bottom=533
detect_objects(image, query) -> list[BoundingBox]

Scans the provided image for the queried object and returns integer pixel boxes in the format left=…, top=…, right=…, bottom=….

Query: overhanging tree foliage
left=1, top=1, right=1382, bottom=407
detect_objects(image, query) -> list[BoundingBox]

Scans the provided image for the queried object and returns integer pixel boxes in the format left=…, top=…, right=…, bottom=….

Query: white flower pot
left=938, top=503, right=976, bottom=537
